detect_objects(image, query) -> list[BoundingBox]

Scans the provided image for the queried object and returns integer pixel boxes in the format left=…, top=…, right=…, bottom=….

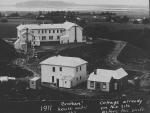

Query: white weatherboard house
left=40, top=55, right=88, bottom=88
left=14, top=21, right=85, bottom=51
left=87, top=68, right=128, bottom=92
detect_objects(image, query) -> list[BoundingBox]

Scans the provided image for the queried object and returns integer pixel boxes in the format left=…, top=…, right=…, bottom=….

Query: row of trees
left=133, top=18, right=150, bottom=24
left=106, top=15, right=129, bottom=23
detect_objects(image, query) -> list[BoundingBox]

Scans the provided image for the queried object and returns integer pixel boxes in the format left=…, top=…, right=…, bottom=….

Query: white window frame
left=102, top=83, right=106, bottom=89
left=90, top=81, right=94, bottom=87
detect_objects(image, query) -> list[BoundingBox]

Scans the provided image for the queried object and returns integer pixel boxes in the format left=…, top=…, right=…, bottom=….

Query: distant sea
left=0, top=5, right=148, bottom=12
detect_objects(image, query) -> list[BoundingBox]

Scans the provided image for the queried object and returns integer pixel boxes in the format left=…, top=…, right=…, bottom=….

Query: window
left=76, top=77, right=78, bottom=81
left=80, top=66, right=81, bottom=71
left=57, top=36, right=60, bottom=40
left=60, top=30, right=62, bottom=33
left=49, top=30, right=51, bottom=33
left=42, top=30, right=44, bottom=33
left=60, top=67, right=62, bottom=71
left=52, top=67, right=55, bottom=72
left=38, top=30, right=40, bottom=33
left=57, top=30, right=59, bottom=33
left=90, top=81, right=94, bottom=87
left=65, top=81, right=67, bottom=84
left=42, top=36, right=46, bottom=40
left=102, top=83, right=106, bottom=89
left=80, top=76, right=81, bottom=80
left=53, top=30, right=55, bottom=33
left=45, top=30, right=47, bottom=33
left=76, top=67, right=78, bottom=72
left=49, top=36, right=53, bottom=40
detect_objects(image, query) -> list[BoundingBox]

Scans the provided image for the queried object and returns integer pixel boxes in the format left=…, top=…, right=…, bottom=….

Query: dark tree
left=122, top=15, right=129, bottom=23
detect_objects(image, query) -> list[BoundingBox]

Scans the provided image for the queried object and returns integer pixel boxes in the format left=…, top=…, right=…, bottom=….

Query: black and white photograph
left=0, top=0, right=149, bottom=113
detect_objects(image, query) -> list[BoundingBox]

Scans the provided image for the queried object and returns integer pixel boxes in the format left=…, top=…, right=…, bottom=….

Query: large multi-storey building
left=14, top=21, right=85, bottom=51
left=40, top=55, right=88, bottom=88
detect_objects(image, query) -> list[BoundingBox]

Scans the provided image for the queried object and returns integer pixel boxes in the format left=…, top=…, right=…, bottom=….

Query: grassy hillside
left=118, top=43, right=149, bottom=64
left=27, top=41, right=115, bottom=74
left=0, top=80, right=84, bottom=101
left=0, top=38, right=17, bottom=60
left=0, top=38, right=33, bottom=77
left=58, top=41, right=115, bottom=73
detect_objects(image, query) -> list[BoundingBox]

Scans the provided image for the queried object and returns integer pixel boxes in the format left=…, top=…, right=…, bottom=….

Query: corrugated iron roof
left=88, top=68, right=128, bottom=82
left=40, top=55, right=87, bottom=67
left=88, top=72, right=112, bottom=82
left=17, top=21, right=82, bottom=30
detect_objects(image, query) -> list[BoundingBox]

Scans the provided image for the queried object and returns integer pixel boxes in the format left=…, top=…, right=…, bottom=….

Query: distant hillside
left=15, top=0, right=77, bottom=7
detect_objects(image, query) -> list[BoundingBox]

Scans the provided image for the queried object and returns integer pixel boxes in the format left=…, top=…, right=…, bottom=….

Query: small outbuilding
left=87, top=68, right=128, bottom=92
left=0, top=76, right=8, bottom=82
left=30, top=77, right=41, bottom=89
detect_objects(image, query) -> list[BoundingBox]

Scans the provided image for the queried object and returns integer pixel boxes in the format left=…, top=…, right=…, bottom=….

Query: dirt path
left=107, top=40, right=126, bottom=67
left=101, top=38, right=150, bottom=87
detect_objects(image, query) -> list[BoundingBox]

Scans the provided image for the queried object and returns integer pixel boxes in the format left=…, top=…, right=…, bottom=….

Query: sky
left=0, top=0, right=148, bottom=6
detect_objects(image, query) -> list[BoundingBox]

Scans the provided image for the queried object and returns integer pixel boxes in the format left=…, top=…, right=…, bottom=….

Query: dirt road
left=102, top=38, right=150, bottom=87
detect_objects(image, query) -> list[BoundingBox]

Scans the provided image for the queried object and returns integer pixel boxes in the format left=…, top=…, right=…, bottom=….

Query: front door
left=57, top=79, right=59, bottom=87
left=96, top=83, right=100, bottom=90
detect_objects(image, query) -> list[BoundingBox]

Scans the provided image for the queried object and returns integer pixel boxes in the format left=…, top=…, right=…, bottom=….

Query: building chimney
left=94, top=70, right=97, bottom=75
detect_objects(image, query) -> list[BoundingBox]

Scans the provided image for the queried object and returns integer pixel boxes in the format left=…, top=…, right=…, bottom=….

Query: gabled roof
left=88, top=68, right=128, bottom=82
left=63, top=21, right=82, bottom=30
left=30, top=77, right=41, bottom=81
left=21, top=30, right=39, bottom=37
left=40, top=55, right=87, bottom=67
left=88, top=72, right=112, bottom=82
left=17, top=21, right=82, bottom=30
